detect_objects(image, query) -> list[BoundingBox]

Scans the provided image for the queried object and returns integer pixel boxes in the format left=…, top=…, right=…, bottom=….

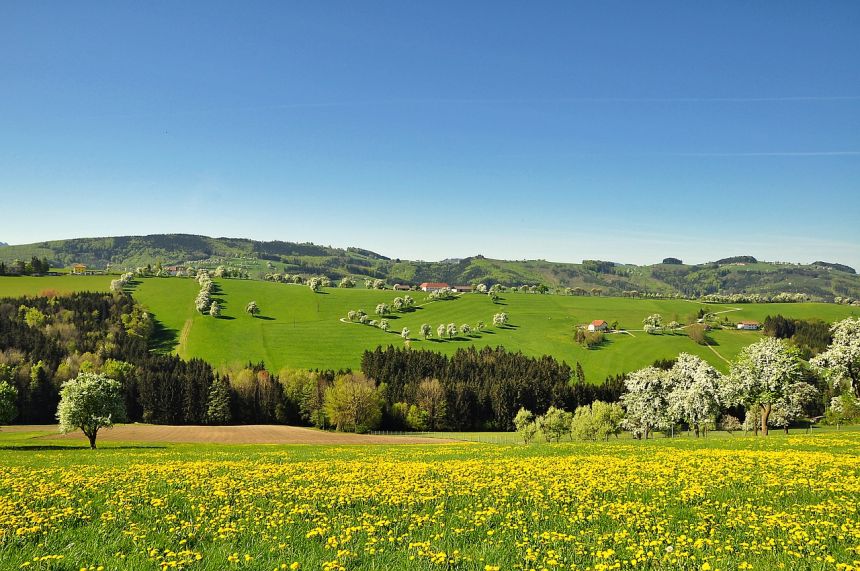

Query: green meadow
left=128, top=277, right=860, bottom=379
left=2, top=275, right=858, bottom=380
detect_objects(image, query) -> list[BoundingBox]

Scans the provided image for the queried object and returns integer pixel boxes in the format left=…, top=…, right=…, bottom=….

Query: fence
left=370, top=430, right=521, bottom=444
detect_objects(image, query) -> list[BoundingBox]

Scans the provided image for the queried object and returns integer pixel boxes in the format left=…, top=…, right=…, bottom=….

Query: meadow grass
left=130, top=278, right=859, bottom=379
left=1, top=428, right=858, bottom=570
left=0, top=275, right=112, bottom=297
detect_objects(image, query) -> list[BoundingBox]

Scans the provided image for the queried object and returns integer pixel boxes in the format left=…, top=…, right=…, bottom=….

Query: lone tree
left=56, top=372, right=126, bottom=449
left=722, top=337, right=805, bottom=436
left=246, top=301, right=261, bottom=317
left=323, top=373, right=383, bottom=433
left=0, top=380, right=18, bottom=426
left=420, top=323, right=432, bottom=340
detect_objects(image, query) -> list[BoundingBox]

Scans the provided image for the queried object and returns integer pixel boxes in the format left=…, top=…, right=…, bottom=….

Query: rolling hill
left=1, top=234, right=859, bottom=299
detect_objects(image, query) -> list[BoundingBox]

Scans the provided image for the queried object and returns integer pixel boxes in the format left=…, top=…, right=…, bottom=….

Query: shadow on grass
left=149, top=317, right=179, bottom=353
left=215, top=315, right=236, bottom=320
left=255, top=316, right=276, bottom=321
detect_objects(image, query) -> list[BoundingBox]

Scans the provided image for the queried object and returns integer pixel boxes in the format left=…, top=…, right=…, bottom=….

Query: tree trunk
left=86, top=430, right=97, bottom=449
left=760, top=403, right=771, bottom=436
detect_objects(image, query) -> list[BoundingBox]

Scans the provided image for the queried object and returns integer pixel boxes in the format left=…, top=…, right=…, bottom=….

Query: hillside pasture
left=130, top=278, right=860, bottom=379
left=0, top=275, right=112, bottom=297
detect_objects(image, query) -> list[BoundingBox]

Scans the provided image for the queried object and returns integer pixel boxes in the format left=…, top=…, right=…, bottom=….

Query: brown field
left=5, top=424, right=451, bottom=445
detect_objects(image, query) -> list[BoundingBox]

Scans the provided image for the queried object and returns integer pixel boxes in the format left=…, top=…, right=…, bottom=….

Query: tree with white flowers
left=513, top=408, right=537, bottom=444
left=401, top=327, right=410, bottom=341
left=420, top=323, right=432, bottom=340
left=493, top=312, right=509, bottom=327
left=620, top=366, right=674, bottom=439
left=459, top=323, right=471, bottom=336
left=437, top=324, right=446, bottom=339
left=721, top=337, right=805, bottom=436
left=245, top=301, right=260, bottom=317
left=667, top=353, right=721, bottom=437
left=208, top=301, right=221, bottom=317
left=475, top=320, right=485, bottom=331
left=811, top=317, right=860, bottom=398
left=768, top=381, right=818, bottom=433
left=379, top=319, right=389, bottom=332
left=375, top=303, right=390, bottom=317
left=446, top=323, right=457, bottom=338
left=308, top=277, right=322, bottom=292
left=57, top=372, right=125, bottom=449
left=339, top=277, right=356, bottom=288
left=391, top=297, right=404, bottom=312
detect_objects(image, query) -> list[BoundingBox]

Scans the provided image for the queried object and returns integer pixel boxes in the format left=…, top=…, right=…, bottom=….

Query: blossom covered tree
left=722, top=337, right=805, bottom=436
left=620, top=366, right=673, bottom=439
left=57, top=372, right=126, bottom=449
left=667, top=353, right=722, bottom=437
left=811, top=317, right=860, bottom=398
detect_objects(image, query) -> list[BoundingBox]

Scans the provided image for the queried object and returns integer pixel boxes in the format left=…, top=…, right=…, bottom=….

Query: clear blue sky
left=1, top=1, right=859, bottom=267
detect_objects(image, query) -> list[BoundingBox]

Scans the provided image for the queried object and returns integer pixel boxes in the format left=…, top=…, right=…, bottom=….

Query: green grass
left=0, top=275, right=113, bottom=297
left=129, top=278, right=860, bottom=379
left=1, top=428, right=859, bottom=570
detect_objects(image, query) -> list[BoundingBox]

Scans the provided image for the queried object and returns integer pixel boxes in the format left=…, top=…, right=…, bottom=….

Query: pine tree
left=205, top=376, right=232, bottom=424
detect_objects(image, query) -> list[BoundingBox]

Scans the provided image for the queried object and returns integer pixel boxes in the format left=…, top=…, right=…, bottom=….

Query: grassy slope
left=131, top=278, right=860, bottom=379
left=0, top=275, right=112, bottom=296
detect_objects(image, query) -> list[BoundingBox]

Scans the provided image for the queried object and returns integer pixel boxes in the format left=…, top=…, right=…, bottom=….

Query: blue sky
left=1, top=1, right=859, bottom=267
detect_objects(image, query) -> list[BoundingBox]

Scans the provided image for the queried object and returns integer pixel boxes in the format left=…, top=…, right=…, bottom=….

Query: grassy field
left=1, top=427, right=859, bottom=570
left=0, top=275, right=112, bottom=297
left=130, top=278, right=860, bottom=378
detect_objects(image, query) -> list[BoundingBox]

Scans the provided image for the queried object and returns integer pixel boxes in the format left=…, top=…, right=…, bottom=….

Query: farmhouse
left=71, top=263, right=87, bottom=275
left=420, top=282, right=449, bottom=292
left=393, top=284, right=412, bottom=291
left=588, top=320, right=609, bottom=332
left=737, top=320, right=761, bottom=330
left=452, top=285, right=474, bottom=293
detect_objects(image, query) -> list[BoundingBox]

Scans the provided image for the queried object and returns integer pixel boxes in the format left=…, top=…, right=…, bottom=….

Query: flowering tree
left=620, top=366, right=674, bottom=439
left=446, top=323, right=457, bottom=339
left=811, top=317, right=860, bottom=398
left=722, top=337, right=805, bottom=436
left=57, top=372, right=126, bottom=449
left=420, top=323, right=432, bottom=340
left=475, top=320, right=485, bottom=331
left=513, top=408, right=537, bottom=444
left=643, top=314, right=663, bottom=329
left=768, top=382, right=818, bottom=433
left=245, top=301, right=260, bottom=317
left=208, top=301, right=221, bottom=317
left=379, top=319, right=389, bottom=332
left=459, top=323, right=472, bottom=336
left=492, top=312, right=509, bottom=327
left=667, top=353, right=721, bottom=437
left=437, top=324, right=446, bottom=339
left=401, top=327, right=410, bottom=341
left=375, top=303, right=390, bottom=316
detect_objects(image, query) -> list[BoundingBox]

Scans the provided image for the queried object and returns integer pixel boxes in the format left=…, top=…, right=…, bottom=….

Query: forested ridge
left=2, top=233, right=859, bottom=298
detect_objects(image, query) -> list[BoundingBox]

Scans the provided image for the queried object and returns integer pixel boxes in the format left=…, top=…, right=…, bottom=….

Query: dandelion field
left=1, top=430, right=859, bottom=570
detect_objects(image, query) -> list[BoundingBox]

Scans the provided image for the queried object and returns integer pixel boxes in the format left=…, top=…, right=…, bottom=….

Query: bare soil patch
left=32, top=424, right=451, bottom=445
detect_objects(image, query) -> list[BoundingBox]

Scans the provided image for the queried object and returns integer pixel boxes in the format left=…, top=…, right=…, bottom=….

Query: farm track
left=34, top=424, right=455, bottom=445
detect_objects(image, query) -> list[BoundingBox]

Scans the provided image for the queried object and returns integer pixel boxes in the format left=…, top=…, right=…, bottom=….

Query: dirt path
left=33, top=424, right=453, bottom=445
left=177, top=318, right=193, bottom=356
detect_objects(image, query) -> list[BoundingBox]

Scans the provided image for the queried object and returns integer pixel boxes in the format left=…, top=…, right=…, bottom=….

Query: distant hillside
left=2, top=234, right=859, bottom=300
left=0, top=242, right=8, bottom=247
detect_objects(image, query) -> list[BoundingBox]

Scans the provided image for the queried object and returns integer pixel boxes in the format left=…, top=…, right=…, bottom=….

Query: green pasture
left=129, top=278, right=860, bottom=379
left=0, top=275, right=112, bottom=296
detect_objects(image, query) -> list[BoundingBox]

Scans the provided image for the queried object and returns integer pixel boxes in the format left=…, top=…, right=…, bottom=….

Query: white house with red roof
left=588, top=319, right=609, bottom=332
left=420, top=282, right=450, bottom=292
left=736, top=320, right=761, bottom=330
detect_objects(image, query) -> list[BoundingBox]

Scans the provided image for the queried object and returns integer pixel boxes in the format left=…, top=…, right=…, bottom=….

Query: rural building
left=71, top=263, right=87, bottom=275
left=737, top=321, right=761, bottom=330
left=452, top=285, right=474, bottom=293
left=393, top=284, right=412, bottom=291
left=588, top=320, right=609, bottom=332
left=420, top=282, right=449, bottom=292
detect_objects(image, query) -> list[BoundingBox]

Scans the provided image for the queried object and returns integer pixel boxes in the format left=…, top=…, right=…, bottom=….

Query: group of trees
left=700, top=292, right=811, bottom=304
left=109, top=272, right=135, bottom=293
left=621, top=341, right=819, bottom=438
left=514, top=401, right=624, bottom=443
left=194, top=270, right=215, bottom=314
left=360, top=345, right=622, bottom=430
left=0, top=257, right=51, bottom=276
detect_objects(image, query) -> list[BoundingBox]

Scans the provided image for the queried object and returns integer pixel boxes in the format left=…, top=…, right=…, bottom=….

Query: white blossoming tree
left=811, top=317, right=860, bottom=398
left=57, top=372, right=125, bottom=449
left=620, top=366, right=674, bottom=439
left=667, top=353, right=721, bottom=437
left=722, top=337, right=805, bottom=436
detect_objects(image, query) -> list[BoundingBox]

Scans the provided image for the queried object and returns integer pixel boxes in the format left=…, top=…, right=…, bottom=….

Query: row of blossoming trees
left=620, top=317, right=860, bottom=437
left=513, top=317, right=860, bottom=440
